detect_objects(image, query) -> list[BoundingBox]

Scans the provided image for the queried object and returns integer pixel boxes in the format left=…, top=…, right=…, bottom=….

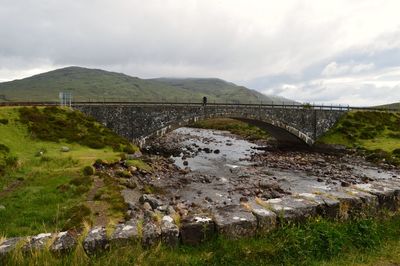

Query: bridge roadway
left=1, top=101, right=397, bottom=147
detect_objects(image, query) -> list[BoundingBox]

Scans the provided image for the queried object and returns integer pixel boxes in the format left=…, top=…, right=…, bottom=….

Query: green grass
left=190, top=118, right=271, bottom=141
left=126, top=159, right=152, bottom=172
left=0, top=107, right=133, bottom=237
left=2, top=213, right=400, bottom=265
left=318, top=111, right=400, bottom=165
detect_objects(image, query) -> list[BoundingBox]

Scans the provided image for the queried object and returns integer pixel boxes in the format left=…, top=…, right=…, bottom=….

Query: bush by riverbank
left=319, top=111, right=400, bottom=166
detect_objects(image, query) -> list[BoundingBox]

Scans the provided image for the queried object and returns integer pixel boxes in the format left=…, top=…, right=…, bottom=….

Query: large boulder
left=139, top=194, right=163, bottom=210
left=213, top=205, right=257, bottom=239
left=180, top=215, right=215, bottom=245
left=245, top=201, right=277, bottom=234
left=161, top=216, right=179, bottom=247
left=50, top=231, right=77, bottom=253
left=24, top=233, right=53, bottom=251
left=83, top=227, right=109, bottom=255
left=142, top=222, right=161, bottom=247
left=110, top=219, right=139, bottom=244
left=265, top=196, right=319, bottom=223
left=0, top=237, right=22, bottom=257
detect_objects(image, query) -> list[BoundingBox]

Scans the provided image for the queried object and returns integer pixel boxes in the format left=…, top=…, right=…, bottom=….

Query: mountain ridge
left=0, top=66, right=292, bottom=103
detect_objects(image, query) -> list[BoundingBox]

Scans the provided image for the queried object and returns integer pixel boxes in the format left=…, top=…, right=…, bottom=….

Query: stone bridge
left=73, top=103, right=347, bottom=147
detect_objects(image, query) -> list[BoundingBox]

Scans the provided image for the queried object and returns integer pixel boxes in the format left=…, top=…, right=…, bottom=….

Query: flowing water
left=171, top=127, right=263, bottom=175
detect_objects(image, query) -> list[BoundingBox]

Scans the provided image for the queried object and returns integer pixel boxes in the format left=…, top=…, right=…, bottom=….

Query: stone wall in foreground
left=1, top=177, right=400, bottom=257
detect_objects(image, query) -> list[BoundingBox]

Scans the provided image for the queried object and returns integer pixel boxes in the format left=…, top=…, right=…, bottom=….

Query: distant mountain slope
left=152, top=78, right=289, bottom=103
left=0, top=66, right=291, bottom=103
left=376, top=102, right=400, bottom=110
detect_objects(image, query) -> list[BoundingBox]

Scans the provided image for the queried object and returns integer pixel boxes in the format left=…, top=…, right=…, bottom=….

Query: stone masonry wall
left=73, top=104, right=345, bottom=145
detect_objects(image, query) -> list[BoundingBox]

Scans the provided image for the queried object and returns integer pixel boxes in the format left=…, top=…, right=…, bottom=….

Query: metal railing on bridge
left=0, top=101, right=398, bottom=112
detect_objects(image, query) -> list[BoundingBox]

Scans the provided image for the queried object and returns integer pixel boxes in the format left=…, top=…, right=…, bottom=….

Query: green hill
left=0, top=66, right=288, bottom=103
left=376, top=102, right=400, bottom=110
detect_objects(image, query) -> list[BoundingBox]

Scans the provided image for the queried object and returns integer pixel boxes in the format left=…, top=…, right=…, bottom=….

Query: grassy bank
left=190, top=118, right=270, bottom=141
left=318, top=111, right=400, bottom=165
left=2, top=212, right=400, bottom=265
left=0, top=107, right=136, bottom=237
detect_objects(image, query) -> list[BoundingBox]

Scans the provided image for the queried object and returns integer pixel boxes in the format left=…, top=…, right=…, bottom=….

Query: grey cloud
left=1, top=1, right=400, bottom=105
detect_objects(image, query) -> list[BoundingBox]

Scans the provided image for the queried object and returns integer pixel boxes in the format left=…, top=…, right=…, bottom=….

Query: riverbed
left=136, top=127, right=399, bottom=214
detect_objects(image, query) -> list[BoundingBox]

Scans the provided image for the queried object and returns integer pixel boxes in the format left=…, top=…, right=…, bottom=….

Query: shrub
left=5, top=155, right=18, bottom=167
left=123, top=144, right=137, bottom=154
left=18, top=107, right=136, bottom=150
left=62, top=204, right=91, bottom=230
left=359, top=130, right=377, bottom=139
left=70, top=175, right=93, bottom=187
left=393, top=149, right=400, bottom=157
left=388, top=132, right=400, bottom=139
left=0, top=118, right=9, bottom=125
left=82, top=165, right=95, bottom=176
left=0, top=144, right=10, bottom=153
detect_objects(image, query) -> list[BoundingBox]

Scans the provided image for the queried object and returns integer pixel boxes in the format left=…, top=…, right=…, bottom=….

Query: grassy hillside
left=318, top=111, right=400, bottom=165
left=0, top=66, right=285, bottom=103
left=0, top=107, right=135, bottom=236
left=377, top=102, right=400, bottom=110
left=153, top=78, right=289, bottom=103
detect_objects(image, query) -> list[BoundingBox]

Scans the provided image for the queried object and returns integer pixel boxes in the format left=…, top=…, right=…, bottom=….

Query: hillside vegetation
left=318, top=111, right=400, bottom=165
left=0, top=66, right=286, bottom=103
left=377, top=102, right=400, bottom=110
left=0, top=107, right=135, bottom=236
left=190, top=118, right=271, bottom=141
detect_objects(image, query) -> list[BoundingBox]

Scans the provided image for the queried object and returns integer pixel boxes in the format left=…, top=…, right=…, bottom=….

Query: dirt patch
left=0, top=179, right=23, bottom=198
left=86, top=176, right=109, bottom=227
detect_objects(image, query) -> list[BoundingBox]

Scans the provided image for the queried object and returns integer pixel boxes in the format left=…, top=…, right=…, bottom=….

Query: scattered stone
left=128, top=166, right=138, bottom=173
left=51, top=231, right=77, bottom=253
left=126, top=151, right=142, bottom=160
left=239, top=197, right=248, bottom=203
left=161, top=216, right=180, bottom=247
left=139, top=194, right=163, bottom=209
left=143, top=202, right=152, bottom=211
left=341, top=181, right=350, bottom=187
left=167, top=206, right=176, bottom=215
left=203, top=148, right=212, bottom=153
left=180, top=215, right=215, bottom=245
left=213, top=205, right=257, bottom=239
left=0, top=205, right=5, bottom=211
left=60, top=146, right=70, bottom=152
left=83, top=227, right=109, bottom=255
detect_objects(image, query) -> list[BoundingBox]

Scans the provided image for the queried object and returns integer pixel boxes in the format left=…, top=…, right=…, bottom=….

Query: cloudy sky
left=1, top=0, right=400, bottom=106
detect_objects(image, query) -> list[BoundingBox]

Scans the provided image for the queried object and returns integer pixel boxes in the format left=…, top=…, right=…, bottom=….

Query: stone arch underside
left=146, top=113, right=313, bottom=147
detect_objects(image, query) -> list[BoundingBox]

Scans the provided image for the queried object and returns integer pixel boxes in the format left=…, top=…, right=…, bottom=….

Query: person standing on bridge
left=203, top=96, right=207, bottom=106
